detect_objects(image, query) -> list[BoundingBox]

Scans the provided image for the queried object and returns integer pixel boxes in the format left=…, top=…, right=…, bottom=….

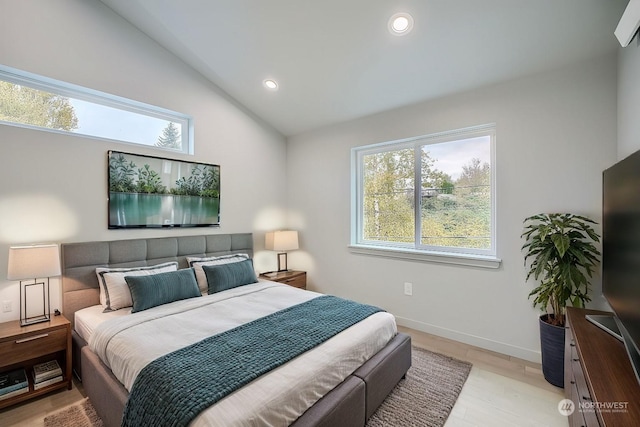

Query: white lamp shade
left=265, top=231, right=299, bottom=252
left=7, top=244, right=61, bottom=280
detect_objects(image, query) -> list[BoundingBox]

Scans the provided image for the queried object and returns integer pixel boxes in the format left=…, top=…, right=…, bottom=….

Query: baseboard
left=394, top=316, right=541, bottom=364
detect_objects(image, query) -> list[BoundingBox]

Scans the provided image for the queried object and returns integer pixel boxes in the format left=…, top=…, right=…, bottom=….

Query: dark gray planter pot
left=539, top=314, right=565, bottom=388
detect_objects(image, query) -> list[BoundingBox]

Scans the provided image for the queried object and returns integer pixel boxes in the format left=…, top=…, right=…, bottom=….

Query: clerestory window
left=0, top=65, right=193, bottom=154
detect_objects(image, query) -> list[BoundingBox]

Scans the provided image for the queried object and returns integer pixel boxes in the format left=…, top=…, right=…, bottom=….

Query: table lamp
left=265, top=231, right=299, bottom=272
left=7, top=244, right=61, bottom=326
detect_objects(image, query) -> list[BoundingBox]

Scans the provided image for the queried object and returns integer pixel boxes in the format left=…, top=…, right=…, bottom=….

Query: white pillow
left=95, top=262, right=178, bottom=312
left=187, top=254, right=249, bottom=293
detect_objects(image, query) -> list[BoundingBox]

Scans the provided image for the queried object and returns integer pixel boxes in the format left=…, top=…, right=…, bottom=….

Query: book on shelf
left=33, top=375, right=63, bottom=390
left=0, top=369, right=28, bottom=396
left=0, top=386, right=29, bottom=401
left=33, top=360, right=62, bottom=383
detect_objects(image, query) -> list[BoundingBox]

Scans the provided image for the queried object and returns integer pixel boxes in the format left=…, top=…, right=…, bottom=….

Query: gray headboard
left=61, top=233, right=253, bottom=329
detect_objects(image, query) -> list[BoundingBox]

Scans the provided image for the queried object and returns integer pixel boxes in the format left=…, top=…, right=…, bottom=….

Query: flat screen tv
left=592, top=149, right=640, bottom=386
left=108, top=150, right=220, bottom=228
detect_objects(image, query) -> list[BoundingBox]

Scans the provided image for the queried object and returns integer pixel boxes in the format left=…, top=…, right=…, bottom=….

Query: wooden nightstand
left=260, top=270, right=307, bottom=289
left=0, top=315, right=72, bottom=409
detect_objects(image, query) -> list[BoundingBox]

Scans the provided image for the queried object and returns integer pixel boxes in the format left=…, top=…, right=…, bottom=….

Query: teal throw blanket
left=122, top=295, right=383, bottom=427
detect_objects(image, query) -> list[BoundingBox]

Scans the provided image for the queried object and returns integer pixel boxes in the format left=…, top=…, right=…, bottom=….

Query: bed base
left=78, top=332, right=411, bottom=427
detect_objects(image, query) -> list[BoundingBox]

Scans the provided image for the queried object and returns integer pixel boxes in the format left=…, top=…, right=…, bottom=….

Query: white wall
left=618, top=37, right=640, bottom=158
left=287, top=54, right=618, bottom=362
left=0, top=0, right=288, bottom=322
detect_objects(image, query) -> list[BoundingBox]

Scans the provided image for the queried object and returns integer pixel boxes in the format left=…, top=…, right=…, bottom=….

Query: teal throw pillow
left=125, top=268, right=201, bottom=313
left=203, top=259, right=258, bottom=294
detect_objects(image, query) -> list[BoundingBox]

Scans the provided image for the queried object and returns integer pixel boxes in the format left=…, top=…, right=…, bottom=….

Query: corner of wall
left=617, top=35, right=640, bottom=159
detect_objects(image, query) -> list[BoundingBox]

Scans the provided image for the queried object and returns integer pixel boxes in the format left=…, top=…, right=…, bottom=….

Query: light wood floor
left=400, top=326, right=568, bottom=427
left=0, top=327, right=568, bottom=427
left=0, top=379, right=86, bottom=427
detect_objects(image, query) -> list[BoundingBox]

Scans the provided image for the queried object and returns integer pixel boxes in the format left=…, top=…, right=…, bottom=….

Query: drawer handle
left=582, top=395, right=592, bottom=401
left=15, top=333, right=49, bottom=343
left=573, top=358, right=579, bottom=362
left=570, top=343, right=575, bottom=347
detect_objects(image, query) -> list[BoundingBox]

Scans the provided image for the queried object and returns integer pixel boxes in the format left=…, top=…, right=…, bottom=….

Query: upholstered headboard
left=61, top=233, right=253, bottom=329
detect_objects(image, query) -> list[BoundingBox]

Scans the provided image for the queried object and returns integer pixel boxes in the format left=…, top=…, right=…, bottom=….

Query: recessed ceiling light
left=263, top=79, right=278, bottom=90
left=388, top=13, right=414, bottom=36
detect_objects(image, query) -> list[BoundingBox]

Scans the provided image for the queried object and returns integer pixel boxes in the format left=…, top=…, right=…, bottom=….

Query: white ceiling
left=99, top=0, right=627, bottom=137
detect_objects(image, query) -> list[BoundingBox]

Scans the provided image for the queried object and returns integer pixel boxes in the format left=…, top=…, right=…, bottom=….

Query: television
left=108, top=150, right=221, bottom=228
left=589, top=149, right=640, bottom=386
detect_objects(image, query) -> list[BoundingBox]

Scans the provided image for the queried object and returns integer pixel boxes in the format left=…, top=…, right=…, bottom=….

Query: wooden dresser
left=565, top=307, right=640, bottom=426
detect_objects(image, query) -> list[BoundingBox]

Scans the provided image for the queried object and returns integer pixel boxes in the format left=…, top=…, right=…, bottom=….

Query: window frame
left=350, top=124, right=500, bottom=268
left=0, top=64, right=194, bottom=154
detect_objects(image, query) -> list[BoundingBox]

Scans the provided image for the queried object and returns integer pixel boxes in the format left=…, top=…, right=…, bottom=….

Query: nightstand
left=0, top=315, right=72, bottom=409
left=260, top=270, right=307, bottom=289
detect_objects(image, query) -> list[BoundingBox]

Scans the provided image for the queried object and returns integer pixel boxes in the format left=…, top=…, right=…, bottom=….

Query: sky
left=424, top=136, right=491, bottom=180
left=69, top=98, right=173, bottom=146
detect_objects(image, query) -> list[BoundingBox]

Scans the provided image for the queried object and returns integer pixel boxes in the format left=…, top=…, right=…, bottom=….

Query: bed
left=62, top=233, right=411, bottom=427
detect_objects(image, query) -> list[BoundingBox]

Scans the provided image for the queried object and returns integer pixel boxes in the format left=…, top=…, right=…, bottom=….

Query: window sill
left=348, top=244, right=502, bottom=269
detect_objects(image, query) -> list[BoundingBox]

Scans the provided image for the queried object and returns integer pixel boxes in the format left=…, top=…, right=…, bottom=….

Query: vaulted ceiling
left=100, top=0, right=626, bottom=136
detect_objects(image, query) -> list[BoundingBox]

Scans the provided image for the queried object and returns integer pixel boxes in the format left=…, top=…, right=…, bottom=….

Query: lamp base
left=19, top=278, right=51, bottom=327
left=20, top=314, right=50, bottom=327
left=277, top=252, right=288, bottom=272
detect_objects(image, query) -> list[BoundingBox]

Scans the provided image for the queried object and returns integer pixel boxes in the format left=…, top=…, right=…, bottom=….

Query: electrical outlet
left=404, top=282, right=413, bottom=296
left=2, top=300, right=12, bottom=313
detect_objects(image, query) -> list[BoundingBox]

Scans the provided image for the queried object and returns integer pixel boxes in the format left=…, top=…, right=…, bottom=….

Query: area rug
left=44, top=397, right=103, bottom=427
left=44, top=346, right=471, bottom=427
left=366, top=346, right=472, bottom=427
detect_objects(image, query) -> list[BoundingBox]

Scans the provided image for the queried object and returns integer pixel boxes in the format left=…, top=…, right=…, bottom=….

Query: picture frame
left=108, top=150, right=220, bottom=228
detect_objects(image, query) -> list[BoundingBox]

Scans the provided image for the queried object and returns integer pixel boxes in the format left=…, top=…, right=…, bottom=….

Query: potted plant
left=521, top=213, right=601, bottom=388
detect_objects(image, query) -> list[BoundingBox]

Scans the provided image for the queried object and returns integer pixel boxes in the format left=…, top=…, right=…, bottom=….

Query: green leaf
left=551, top=234, right=570, bottom=258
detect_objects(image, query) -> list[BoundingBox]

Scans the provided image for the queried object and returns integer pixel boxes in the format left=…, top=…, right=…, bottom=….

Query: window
left=351, top=124, right=499, bottom=267
left=0, top=65, right=193, bottom=154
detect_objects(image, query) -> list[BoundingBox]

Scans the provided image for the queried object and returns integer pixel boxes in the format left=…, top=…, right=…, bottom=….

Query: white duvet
left=88, top=281, right=397, bottom=426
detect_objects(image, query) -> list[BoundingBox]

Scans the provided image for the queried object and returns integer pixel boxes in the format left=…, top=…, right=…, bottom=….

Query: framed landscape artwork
left=108, top=150, right=220, bottom=228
